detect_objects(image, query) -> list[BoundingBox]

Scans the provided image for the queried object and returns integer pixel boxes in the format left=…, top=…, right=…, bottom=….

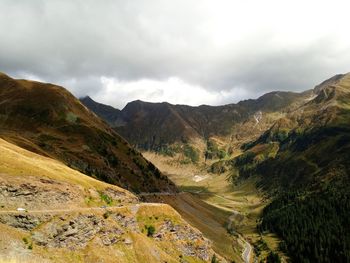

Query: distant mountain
left=0, top=72, right=176, bottom=193
left=81, top=90, right=311, bottom=156
left=80, top=96, right=122, bottom=126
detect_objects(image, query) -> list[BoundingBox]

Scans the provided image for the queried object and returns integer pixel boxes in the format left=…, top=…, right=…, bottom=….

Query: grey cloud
left=0, top=0, right=350, bottom=107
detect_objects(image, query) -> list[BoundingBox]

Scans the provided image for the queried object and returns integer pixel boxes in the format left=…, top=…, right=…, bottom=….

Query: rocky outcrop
left=0, top=214, right=52, bottom=230
left=32, top=214, right=104, bottom=248
left=155, top=219, right=212, bottom=261
left=0, top=205, right=218, bottom=262
left=0, top=173, right=138, bottom=210
left=0, top=181, right=78, bottom=210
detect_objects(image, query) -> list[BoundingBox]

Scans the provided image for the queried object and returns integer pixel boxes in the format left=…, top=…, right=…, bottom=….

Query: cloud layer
left=1, top=0, right=350, bottom=108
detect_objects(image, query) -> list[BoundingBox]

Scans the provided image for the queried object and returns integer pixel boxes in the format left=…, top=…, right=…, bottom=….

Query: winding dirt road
left=141, top=191, right=254, bottom=263
left=227, top=211, right=253, bottom=263
left=241, top=239, right=253, bottom=263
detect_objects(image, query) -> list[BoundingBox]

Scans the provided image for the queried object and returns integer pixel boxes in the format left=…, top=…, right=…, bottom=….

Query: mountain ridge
left=0, top=72, right=176, bottom=193
left=81, top=89, right=311, bottom=154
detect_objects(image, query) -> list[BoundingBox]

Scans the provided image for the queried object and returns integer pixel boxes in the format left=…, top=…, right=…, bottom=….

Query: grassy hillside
left=0, top=137, right=137, bottom=210
left=0, top=138, right=220, bottom=263
left=232, top=73, right=350, bottom=262
left=0, top=72, right=176, bottom=193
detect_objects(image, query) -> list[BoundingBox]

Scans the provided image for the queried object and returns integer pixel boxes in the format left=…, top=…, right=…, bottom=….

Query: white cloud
left=94, top=76, right=252, bottom=109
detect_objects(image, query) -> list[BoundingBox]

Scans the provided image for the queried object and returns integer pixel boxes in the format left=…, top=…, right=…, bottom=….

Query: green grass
left=65, top=112, right=78, bottom=123
left=99, top=192, right=113, bottom=205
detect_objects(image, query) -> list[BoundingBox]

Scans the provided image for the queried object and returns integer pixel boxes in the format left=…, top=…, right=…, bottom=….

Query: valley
left=1, top=72, right=350, bottom=262
left=2, top=1, right=350, bottom=262
left=82, top=72, right=350, bottom=262
left=143, top=153, right=279, bottom=262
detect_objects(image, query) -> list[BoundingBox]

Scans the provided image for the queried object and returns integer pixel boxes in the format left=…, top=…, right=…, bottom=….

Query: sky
left=1, top=0, right=350, bottom=109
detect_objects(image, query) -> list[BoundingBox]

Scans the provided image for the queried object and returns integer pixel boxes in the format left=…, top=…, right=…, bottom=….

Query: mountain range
left=82, top=72, right=350, bottom=262
left=1, top=71, right=350, bottom=262
left=0, top=72, right=225, bottom=263
left=81, top=90, right=310, bottom=152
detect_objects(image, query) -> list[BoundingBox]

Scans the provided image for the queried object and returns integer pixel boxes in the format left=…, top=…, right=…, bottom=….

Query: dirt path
left=0, top=203, right=164, bottom=215
left=227, top=211, right=253, bottom=263
left=242, top=240, right=252, bottom=263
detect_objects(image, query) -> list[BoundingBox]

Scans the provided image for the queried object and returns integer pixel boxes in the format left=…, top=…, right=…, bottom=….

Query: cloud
left=0, top=0, right=350, bottom=108
left=94, top=76, right=252, bottom=108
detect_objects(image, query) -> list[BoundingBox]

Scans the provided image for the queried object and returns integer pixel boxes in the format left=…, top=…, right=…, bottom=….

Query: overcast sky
left=1, top=0, right=350, bottom=108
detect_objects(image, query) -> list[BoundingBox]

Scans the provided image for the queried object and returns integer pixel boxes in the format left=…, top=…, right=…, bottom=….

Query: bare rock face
left=155, top=219, right=212, bottom=261
left=0, top=183, right=75, bottom=208
left=0, top=204, right=218, bottom=262
left=0, top=175, right=81, bottom=210
left=32, top=214, right=104, bottom=248
left=0, top=174, right=138, bottom=211
left=0, top=214, right=52, bottom=230
left=99, top=227, right=124, bottom=246
left=112, top=212, right=139, bottom=231
left=105, top=187, right=130, bottom=201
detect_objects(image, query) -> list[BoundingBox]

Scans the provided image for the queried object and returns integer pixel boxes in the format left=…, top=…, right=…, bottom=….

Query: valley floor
left=143, top=152, right=283, bottom=262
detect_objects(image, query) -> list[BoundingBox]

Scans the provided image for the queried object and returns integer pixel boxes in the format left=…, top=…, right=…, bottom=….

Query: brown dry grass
left=0, top=138, right=132, bottom=195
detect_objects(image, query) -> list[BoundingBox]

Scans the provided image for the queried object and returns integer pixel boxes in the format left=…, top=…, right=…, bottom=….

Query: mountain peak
left=0, top=72, right=11, bottom=78
left=313, top=73, right=346, bottom=94
left=80, top=95, right=93, bottom=101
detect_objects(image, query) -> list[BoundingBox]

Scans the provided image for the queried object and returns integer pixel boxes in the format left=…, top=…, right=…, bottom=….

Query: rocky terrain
left=0, top=205, right=218, bottom=263
left=0, top=136, right=221, bottom=263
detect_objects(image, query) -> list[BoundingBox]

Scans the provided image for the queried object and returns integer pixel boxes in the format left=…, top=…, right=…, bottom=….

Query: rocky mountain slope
left=81, top=89, right=311, bottom=165
left=228, top=73, right=350, bottom=262
left=237, top=73, right=350, bottom=191
left=0, top=72, right=175, bottom=193
left=0, top=138, right=220, bottom=263
left=80, top=96, right=121, bottom=127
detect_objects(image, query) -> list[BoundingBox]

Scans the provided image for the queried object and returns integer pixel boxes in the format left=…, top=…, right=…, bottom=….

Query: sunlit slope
left=0, top=139, right=221, bottom=263
left=0, top=137, right=137, bottom=210
left=230, top=73, right=350, bottom=262
left=0, top=72, right=176, bottom=193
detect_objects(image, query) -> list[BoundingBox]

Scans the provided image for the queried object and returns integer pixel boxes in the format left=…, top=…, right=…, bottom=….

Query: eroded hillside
left=0, top=138, right=221, bottom=263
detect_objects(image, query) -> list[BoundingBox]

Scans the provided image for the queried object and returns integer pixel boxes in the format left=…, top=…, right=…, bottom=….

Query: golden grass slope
left=0, top=138, right=221, bottom=262
left=0, top=137, right=137, bottom=210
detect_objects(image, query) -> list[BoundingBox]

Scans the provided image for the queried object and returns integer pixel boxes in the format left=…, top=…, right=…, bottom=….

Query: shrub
left=99, top=192, right=112, bottom=205
left=205, top=139, right=227, bottom=160
left=211, top=254, right=219, bottom=263
left=266, top=251, right=281, bottom=263
left=103, top=211, right=112, bottom=219
left=145, top=225, right=156, bottom=237
left=183, top=144, right=199, bottom=163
